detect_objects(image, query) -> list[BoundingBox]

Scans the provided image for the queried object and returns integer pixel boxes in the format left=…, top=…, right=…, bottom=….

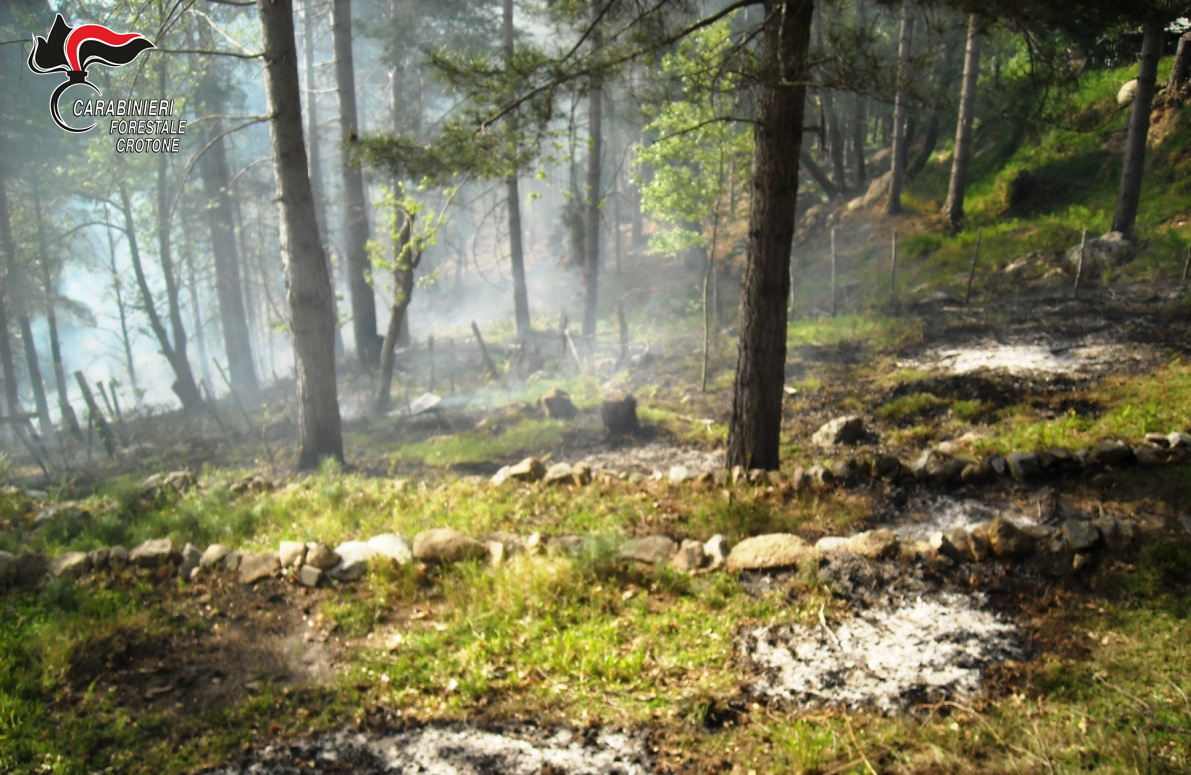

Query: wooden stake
left=471, top=321, right=500, bottom=379
left=74, top=371, right=115, bottom=457
left=830, top=227, right=838, bottom=317
left=617, top=301, right=628, bottom=363
left=964, top=227, right=983, bottom=306
left=96, top=380, right=116, bottom=419
left=1073, top=228, right=1088, bottom=298
left=564, top=328, right=585, bottom=371
left=108, top=379, right=123, bottom=423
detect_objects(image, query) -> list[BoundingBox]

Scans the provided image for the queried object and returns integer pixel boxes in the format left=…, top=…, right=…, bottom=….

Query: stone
left=668, top=465, right=691, bottom=484
left=0, top=550, right=14, bottom=586
left=815, top=536, right=851, bottom=554
left=544, top=462, right=575, bottom=486
left=486, top=541, right=506, bottom=566
left=619, top=535, right=676, bottom=565
left=278, top=541, right=307, bottom=569
left=34, top=502, right=91, bottom=527
left=571, top=462, right=593, bottom=485
left=806, top=464, right=834, bottom=486
left=1144, top=432, right=1170, bottom=447
left=368, top=533, right=413, bottom=564
left=298, top=565, right=323, bottom=588
left=932, top=528, right=971, bottom=563
left=483, top=531, right=526, bottom=557
left=328, top=540, right=374, bottom=581
left=507, top=457, right=546, bottom=482
left=179, top=543, right=201, bottom=579
left=869, top=454, right=902, bottom=481
left=412, top=528, right=487, bottom=564
left=703, top=535, right=729, bottom=569
left=1093, top=515, right=1134, bottom=551
left=525, top=532, right=543, bottom=555
left=1117, top=78, right=1138, bottom=105
left=987, top=455, right=1008, bottom=477
left=540, top=388, right=577, bottom=419
left=200, top=544, right=233, bottom=570
left=730, top=465, right=748, bottom=485
left=109, top=546, right=130, bottom=570
left=1072, top=553, right=1092, bottom=572
left=987, top=517, right=1033, bottom=558
left=546, top=535, right=587, bottom=556
left=1065, top=232, right=1135, bottom=272
left=50, top=551, right=91, bottom=580
left=1134, top=445, right=1167, bottom=466
left=88, top=547, right=110, bottom=572
left=129, top=538, right=175, bottom=568
left=911, top=449, right=967, bottom=485
left=712, top=470, right=730, bottom=487
left=960, top=461, right=989, bottom=484
left=846, top=529, right=898, bottom=560
left=1006, top=452, right=1040, bottom=482
left=223, top=552, right=241, bottom=572
left=967, top=524, right=991, bottom=561
left=14, top=553, right=48, bottom=586
left=601, top=393, right=640, bottom=436
left=1090, top=439, right=1133, bottom=467
left=491, top=466, right=512, bottom=486
left=1167, top=431, right=1191, bottom=449
left=1062, top=519, right=1102, bottom=552
left=812, top=416, right=866, bottom=446
left=239, top=552, right=279, bottom=584
left=670, top=539, right=706, bottom=572
left=725, top=534, right=818, bottom=571
left=304, top=542, right=340, bottom=571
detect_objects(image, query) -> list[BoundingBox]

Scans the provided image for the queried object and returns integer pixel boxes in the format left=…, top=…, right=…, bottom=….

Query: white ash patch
left=742, top=592, right=1022, bottom=714
left=577, top=442, right=724, bottom=477
left=905, top=341, right=1130, bottom=377
left=891, top=496, right=1036, bottom=543
left=204, top=723, right=652, bottom=774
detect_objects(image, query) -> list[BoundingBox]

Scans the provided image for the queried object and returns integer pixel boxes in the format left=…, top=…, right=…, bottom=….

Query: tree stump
left=601, top=393, right=639, bottom=436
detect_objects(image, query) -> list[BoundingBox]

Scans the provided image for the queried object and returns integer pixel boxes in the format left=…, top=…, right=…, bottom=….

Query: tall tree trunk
left=2, top=189, right=52, bottom=436
left=885, top=0, right=911, bottom=216
left=504, top=0, right=531, bottom=336
left=32, top=186, right=81, bottom=439
left=374, top=213, right=417, bottom=414
left=0, top=177, right=24, bottom=422
left=304, top=0, right=345, bottom=359
left=1112, top=17, right=1162, bottom=238
left=1169, top=31, right=1191, bottom=95
left=331, top=0, right=381, bottom=367
left=258, top=0, right=344, bottom=468
left=582, top=12, right=604, bottom=340
left=118, top=183, right=202, bottom=409
left=851, top=91, right=867, bottom=189
left=726, top=0, right=815, bottom=471
left=103, top=204, right=139, bottom=395
left=197, top=75, right=260, bottom=397
left=942, top=13, right=981, bottom=226
left=183, top=241, right=213, bottom=393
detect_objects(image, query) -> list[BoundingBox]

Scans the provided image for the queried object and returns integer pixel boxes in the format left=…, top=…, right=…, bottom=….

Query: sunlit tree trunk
left=942, top=14, right=981, bottom=226
left=258, top=0, right=344, bottom=468
left=1112, top=17, right=1162, bottom=238
left=331, top=0, right=381, bottom=367
left=504, top=0, right=531, bottom=336
left=885, top=0, right=911, bottom=216
left=727, top=0, right=815, bottom=471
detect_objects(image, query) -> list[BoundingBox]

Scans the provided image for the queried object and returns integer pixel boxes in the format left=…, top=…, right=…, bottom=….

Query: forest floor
left=4, top=253, right=1191, bottom=774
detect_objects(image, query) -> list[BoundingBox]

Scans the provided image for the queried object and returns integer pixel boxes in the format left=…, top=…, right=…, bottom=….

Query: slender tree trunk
left=1, top=187, right=51, bottom=436
left=183, top=241, right=213, bottom=392
left=1169, top=32, right=1191, bottom=95
left=504, top=0, right=531, bottom=336
left=0, top=177, right=24, bottom=422
left=304, top=0, right=345, bottom=359
left=885, top=0, right=912, bottom=216
left=197, top=76, right=260, bottom=397
left=851, top=91, right=867, bottom=189
left=104, top=205, right=139, bottom=395
left=726, top=0, right=815, bottom=471
left=374, top=214, right=417, bottom=413
left=800, top=149, right=840, bottom=199
left=942, top=14, right=981, bottom=226
left=118, top=184, right=203, bottom=409
left=1112, top=17, right=1162, bottom=238
left=33, top=187, right=81, bottom=439
left=331, top=0, right=381, bottom=368
left=582, top=11, right=604, bottom=340
left=258, top=0, right=344, bottom=468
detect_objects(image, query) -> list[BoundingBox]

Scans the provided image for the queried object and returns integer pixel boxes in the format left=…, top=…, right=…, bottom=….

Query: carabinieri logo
left=27, top=13, right=155, bottom=133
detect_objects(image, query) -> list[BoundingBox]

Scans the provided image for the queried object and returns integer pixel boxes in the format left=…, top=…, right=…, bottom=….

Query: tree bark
left=104, top=204, right=139, bottom=395
left=885, top=0, right=911, bottom=217
left=196, top=73, right=260, bottom=397
left=850, top=0, right=868, bottom=189
left=942, top=13, right=981, bottom=226
left=331, top=0, right=382, bottom=368
left=0, top=177, right=23, bottom=423
left=1112, top=17, right=1162, bottom=238
left=800, top=149, right=840, bottom=199
left=582, top=9, right=604, bottom=340
left=258, top=0, right=344, bottom=468
left=32, top=185, right=82, bottom=439
left=504, top=0, right=531, bottom=336
left=726, top=0, right=815, bottom=471
left=1168, top=31, right=1190, bottom=95
left=374, top=213, right=417, bottom=414
left=1, top=189, right=52, bottom=436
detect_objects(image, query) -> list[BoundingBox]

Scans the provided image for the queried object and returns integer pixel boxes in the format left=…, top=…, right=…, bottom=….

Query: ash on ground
left=890, top=495, right=1036, bottom=543
left=904, top=340, right=1132, bottom=377
left=201, top=722, right=653, bottom=775
left=741, top=556, right=1024, bottom=714
left=577, top=442, right=724, bottom=477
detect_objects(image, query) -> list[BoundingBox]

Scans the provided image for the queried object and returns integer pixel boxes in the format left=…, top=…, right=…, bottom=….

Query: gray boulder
left=619, top=535, right=676, bottom=565
left=200, top=544, right=233, bottom=570
left=1062, top=519, right=1102, bottom=552
left=88, top=547, right=111, bottom=572
left=1117, top=78, right=1138, bottom=105
left=278, top=541, right=307, bottom=569
left=670, top=539, right=706, bottom=572
left=1006, top=452, right=1040, bottom=482
left=703, top=535, right=729, bottom=569
left=507, top=457, right=546, bottom=482
left=812, top=416, right=866, bottom=446
left=932, top=527, right=970, bottom=563
left=725, top=534, right=818, bottom=571
left=239, top=552, right=279, bottom=585
left=304, top=542, right=340, bottom=571
left=178, top=543, right=202, bottom=579
left=298, top=565, right=323, bottom=588
left=367, top=533, right=413, bottom=564
left=109, top=546, right=130, bottom=570
left=846, top=529, right=898, bottom=560
left=412, top=528, right=487, bottom=564
left=328, top=540, right=373, bottom=581
left=1065, top=231, right=1135, bottom=273
left=543, top=462, right=575, bottom=486
left=987, top=517, right=1033, bottom=558
left=129, top=538, right=175, bottom=568
left=1090, top=439, right=1134, bottom=467
left=50, top=551, right=91, bottom=580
